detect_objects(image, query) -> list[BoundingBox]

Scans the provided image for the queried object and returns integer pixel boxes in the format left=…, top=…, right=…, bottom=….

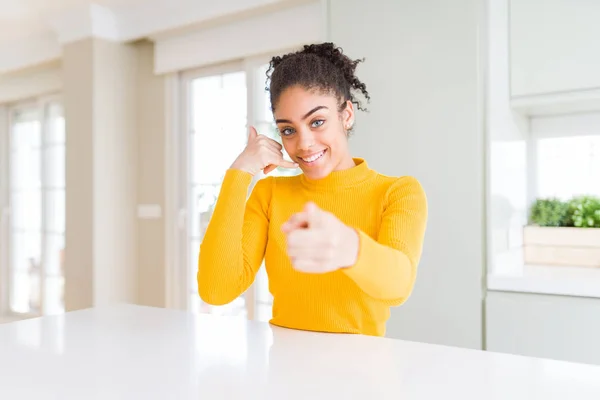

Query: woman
left=198, top=43, right=427, bottom=337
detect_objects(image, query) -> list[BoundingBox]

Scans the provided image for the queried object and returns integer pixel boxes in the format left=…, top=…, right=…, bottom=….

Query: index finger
left=248, top=126, right=258, bottom=140
left=274, top=158, right=299, bottom=169
left=282, top=212, right=310, bottom=233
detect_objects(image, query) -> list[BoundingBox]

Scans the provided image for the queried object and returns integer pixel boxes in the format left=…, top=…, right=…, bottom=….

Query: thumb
left=248, top=126, right=258, bottom=140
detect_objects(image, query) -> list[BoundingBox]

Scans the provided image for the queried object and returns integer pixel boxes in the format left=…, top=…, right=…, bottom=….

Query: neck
left=333, top=156, right=358, bottom=172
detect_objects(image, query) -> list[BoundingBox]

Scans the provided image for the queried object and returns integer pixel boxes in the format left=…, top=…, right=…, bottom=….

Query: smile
left=298, top=150, right=326, bottom=164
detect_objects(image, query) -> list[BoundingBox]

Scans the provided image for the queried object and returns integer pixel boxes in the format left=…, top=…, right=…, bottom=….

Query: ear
left=341, top=100, right=355, bottom=131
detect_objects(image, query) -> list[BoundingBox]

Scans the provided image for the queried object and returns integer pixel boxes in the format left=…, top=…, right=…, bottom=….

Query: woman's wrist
left=230, top=159, right=256, bottom=176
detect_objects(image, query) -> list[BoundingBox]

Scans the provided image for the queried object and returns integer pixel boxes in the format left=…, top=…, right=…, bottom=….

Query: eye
left=311, top=119, right=325, bottom=128
left=279, top=127, right=295, bottom=136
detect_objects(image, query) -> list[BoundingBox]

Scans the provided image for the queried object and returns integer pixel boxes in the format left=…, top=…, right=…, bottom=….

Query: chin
left=297, top=149, right=334, bottom=180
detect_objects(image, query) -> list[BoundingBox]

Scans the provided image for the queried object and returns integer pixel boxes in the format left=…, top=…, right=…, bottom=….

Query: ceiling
left=0, top=0, right=308, bottom=75
left=0, top=0, right=143, bottom=40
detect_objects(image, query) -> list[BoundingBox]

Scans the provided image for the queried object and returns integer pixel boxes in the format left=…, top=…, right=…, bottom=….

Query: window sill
left=487, top=249, right=600, bottom=299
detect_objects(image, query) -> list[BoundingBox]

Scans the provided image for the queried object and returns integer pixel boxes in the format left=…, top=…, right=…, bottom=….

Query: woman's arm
left=343, top=176, right=428, bottom=305
left=197, top=170, right=273, bottom=305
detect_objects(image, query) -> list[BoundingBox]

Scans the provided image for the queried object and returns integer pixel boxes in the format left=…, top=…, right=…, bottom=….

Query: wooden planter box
left=523, top=226, right=600, bottom=267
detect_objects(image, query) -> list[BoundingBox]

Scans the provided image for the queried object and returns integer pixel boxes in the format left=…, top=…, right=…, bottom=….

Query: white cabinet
left=510, top=0, right=600, bottom=98
left=486, top=291, right=600, bottom=365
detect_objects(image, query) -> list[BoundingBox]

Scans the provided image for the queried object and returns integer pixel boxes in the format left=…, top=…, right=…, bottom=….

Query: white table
left=1, top=304, right=599, bottom=399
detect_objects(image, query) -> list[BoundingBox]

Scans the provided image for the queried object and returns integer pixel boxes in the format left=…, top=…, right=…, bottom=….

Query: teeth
left=300, top=150, right=325, bottom=163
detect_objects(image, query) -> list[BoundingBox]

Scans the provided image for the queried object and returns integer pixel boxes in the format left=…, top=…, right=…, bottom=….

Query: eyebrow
left=275, top=105, right=328, bottom=124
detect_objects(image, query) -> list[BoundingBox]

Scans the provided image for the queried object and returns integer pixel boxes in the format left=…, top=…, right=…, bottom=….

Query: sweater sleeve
left=197, top=169, right=273, bottom=305
left=343, top=176, right=428, bottom=305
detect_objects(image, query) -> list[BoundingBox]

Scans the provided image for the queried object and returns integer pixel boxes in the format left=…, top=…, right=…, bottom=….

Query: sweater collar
left=299, top=158, right=376, bottom=190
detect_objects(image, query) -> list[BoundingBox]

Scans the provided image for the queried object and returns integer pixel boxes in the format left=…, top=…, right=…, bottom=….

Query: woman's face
left=273, top=85, right=356, bottom=180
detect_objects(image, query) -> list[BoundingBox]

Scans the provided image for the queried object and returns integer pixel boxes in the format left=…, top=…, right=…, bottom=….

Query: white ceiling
left=0, top=0, right=143, bottom=40
left=0, top=0, right=308, bottom=75
left=0, top=0, right=142, bottom=18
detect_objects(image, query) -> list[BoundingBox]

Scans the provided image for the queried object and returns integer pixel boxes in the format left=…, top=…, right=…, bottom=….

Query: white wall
left=329, top=0, right=485, bottom=349
left=136, top=42, right=167, bottom=307
left=92, top=39, right=139, bottom=306
left=487, top=291, right=600, bottom=365
left=63, top=38, right=139, bottom=310
left=530, top=111, right=600, bottom=139
left=154, top=1, right=323, bottom=74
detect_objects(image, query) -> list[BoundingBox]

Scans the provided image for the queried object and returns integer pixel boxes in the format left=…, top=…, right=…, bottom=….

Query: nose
left=296, top=128, right=315, bottom=151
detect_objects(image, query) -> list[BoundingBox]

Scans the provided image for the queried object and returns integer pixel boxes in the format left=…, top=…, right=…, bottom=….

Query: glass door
left=5, top=99, right=65, bottom=318
left=8, top=105, right=42, bottom=315
left=184, top=66, right=249, bottom=317
left=181, top=59, right=300, bottom=321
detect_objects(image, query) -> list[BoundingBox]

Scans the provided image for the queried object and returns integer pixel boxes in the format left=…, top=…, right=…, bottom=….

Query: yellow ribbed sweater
left=198, top=158, right=427, bottom=336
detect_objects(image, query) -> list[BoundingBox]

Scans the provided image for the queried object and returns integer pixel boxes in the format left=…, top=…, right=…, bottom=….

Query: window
left=180, top=58, right=300, bottom=321
left=487, top=111, right=600, bottom=298
left=1, top=98, right=65, bottom=318
left=536, top=135, right=600, bottom=200
left=184, top=67, right=248, bottom=318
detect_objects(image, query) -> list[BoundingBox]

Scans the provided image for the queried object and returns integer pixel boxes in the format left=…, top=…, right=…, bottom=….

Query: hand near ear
left=230, top=126, right=298, bottom=176
left=282, top=202, right=359, bottom=273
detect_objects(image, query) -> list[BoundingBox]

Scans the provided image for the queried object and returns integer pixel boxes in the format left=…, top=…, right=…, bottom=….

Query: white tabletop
left=1, top=304, right=599, bottom=399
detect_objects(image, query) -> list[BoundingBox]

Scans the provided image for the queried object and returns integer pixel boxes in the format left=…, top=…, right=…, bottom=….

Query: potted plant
left=524, top=196, right=600, bottom=267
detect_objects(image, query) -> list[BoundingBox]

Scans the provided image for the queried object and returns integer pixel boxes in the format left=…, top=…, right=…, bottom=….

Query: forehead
left=273, top=86, right=338, bottom=119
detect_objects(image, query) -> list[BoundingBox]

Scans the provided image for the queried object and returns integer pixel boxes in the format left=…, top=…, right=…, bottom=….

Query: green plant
left=529, top=198, right=569, bottom=227
left=528, top=195, right=600, bottom=228
left=567, top=196, right=600, bottom=228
